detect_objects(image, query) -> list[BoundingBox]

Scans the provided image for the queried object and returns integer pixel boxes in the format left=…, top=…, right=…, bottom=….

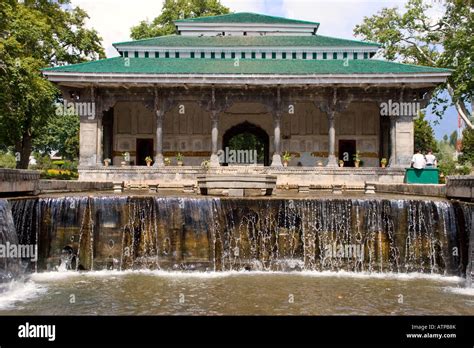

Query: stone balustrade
left=0, top=168, right=40, bottom=195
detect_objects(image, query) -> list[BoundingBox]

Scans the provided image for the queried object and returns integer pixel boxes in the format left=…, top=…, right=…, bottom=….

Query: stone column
left=96, top=118, right=103, bottom=166
left=210, top=109, right=220, bottom=166
left=79, top=120, right=98, bottom=167
left=92, top=88, right=103, bottom=167
left=271, top=110, right=283, bottom=167
left=388, top=117, right=397, bottom=167
left=326, top=111, right=338, bottom=167
left=154, top=110, right=165, bottom=167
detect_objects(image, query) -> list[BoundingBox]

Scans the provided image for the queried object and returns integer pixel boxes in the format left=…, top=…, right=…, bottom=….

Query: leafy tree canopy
left=354, top=0, right=473, bottom=128
left=459, top=127, right=474, bottom=164
left=414, top=113, right=438, bottom=153
left=33, top=110, right=79, bottom=161
left=130, top=0, right=230, bottom=39
left=0, top=0, right=104, bottom=168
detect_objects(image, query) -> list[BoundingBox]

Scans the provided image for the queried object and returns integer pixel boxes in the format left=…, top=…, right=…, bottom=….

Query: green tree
left=459, top=127, right=474, bottom=164
left=130, top=0, right=230, bottom=39
left=33, top=110, right=80, bottom=161
left=354, top=0, right=473, bottom=129
left=228, top=133, right=265, bottom=163
left=449, top=130, right=458, bottom=147
left=0, top=0, right=104, bottom=168
left=437, top=141, right=457, bottom=176
left=414, top=113, right=438, bottom=152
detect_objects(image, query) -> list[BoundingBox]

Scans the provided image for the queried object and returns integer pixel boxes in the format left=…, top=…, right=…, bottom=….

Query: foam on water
left=28, top=269, right=464, bottom=283
left=0, top=280, right=46, bottom=309
left=443, top=286, right=474, bottom=296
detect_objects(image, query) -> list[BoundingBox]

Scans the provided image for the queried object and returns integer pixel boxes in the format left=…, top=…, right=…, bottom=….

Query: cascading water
left=0, top=199, right=22, bottom=284
left=5, top=196, right=472, bottom=278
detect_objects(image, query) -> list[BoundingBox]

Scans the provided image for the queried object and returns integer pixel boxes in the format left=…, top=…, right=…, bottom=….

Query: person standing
left=411, top=149, right=426, bottom=169
left=425, top=149, right=437, bottom=167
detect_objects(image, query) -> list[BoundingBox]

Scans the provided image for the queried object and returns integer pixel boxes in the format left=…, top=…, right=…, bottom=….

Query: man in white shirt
left=411, top=149, right=426, bottom=169
left=425, top=149, right=437, bottom=167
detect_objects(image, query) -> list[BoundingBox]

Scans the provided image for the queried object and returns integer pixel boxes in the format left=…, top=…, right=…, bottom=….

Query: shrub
left=41, top=169, right=78, bottom=180
left=0, top=151, right=16, bottom=168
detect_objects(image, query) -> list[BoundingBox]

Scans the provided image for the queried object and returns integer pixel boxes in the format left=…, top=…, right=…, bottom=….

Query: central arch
left=222, top=122, right=270, bottom=166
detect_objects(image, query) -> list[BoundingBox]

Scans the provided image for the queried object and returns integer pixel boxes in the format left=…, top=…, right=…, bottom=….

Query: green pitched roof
left=174, top=12, right=319, bottom=25
left=44, top=57, right=451, bottom=75
left=114, top=35, right=379, bottom=48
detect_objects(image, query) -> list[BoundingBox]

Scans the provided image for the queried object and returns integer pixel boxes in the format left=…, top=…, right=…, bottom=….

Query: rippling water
left=0, top=271, right=473, bottom=315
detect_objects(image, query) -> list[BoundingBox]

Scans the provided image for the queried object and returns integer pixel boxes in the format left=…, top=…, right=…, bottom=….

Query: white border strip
left=43, top=71, right=451, bottom=86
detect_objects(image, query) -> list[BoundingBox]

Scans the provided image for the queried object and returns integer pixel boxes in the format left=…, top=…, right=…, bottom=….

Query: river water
left=0, top=271, right=473, bottom=315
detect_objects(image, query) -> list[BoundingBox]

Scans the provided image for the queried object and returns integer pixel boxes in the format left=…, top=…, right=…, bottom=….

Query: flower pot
left=177, top=161, right=183, bottom=166
left=104, top=161, right=110, bottom=167
left=146, top=161, right=152, bottom=167
left=354, top=161, right=360, bottom=168
left=381, top=164, right=386, bottom=168
left=283, top=161, right=289, bottom=167
left=121, top=161, right=127, bottom=166
left=339, top=162, right=344, bottom=167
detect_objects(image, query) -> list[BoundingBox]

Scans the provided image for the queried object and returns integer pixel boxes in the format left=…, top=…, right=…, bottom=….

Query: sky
left=70, top=0, right=462, bottom=140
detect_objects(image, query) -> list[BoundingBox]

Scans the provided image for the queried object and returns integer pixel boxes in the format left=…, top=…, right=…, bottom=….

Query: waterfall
left=0, top=199, right=21, bottom=283
left=5, top=196, right=473, bottom=277
left=455, top=202, right=474, bottom=287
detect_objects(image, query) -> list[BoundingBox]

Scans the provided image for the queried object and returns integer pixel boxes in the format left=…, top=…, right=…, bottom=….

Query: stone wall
left=0, top=169, right=40, bottom=194
left=79, top=166, right=405, bottom=187
left=37, top=180, right=113, bottom=193
left=446, top=176, right=474, bottom=201
left=373, top=182, right=446, bottom=198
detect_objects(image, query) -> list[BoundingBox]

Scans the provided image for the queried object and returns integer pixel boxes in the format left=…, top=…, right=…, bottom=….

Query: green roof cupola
left=173, top=12, right=320, bottom=37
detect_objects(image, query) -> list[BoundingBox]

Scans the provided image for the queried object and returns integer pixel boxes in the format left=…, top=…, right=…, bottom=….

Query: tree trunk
left=15, top=133, right=32, bottom=169
left=447, top=83, right=473, bottom=130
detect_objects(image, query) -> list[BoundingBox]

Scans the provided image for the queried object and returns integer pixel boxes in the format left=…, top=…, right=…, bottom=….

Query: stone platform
left=0, top=168, right=40, bottom=195
left=78, top=165, right=406, bottom=189
left=446, top=176, right=474, bottom=201
left=197, top=174, right=277, bottom=196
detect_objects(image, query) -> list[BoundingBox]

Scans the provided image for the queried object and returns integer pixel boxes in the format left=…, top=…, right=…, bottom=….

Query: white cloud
left=220, top=0, right=268, bottom=13
left=71, top=0, right=268, bottom=57
left=71, top=0, right=165, bottom=57
left=281, top=0, right=407, bottom=40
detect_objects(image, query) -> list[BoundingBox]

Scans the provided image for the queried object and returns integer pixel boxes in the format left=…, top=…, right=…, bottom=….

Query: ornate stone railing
left=0, top=168, right=40, bottom=194
left=446, top=175, right=474, bottom=201
left=78, top=165, right=407, bottom=187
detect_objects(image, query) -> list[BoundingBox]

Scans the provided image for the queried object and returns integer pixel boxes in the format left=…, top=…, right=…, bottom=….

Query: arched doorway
left=222, top=122, right=270, bottom=166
